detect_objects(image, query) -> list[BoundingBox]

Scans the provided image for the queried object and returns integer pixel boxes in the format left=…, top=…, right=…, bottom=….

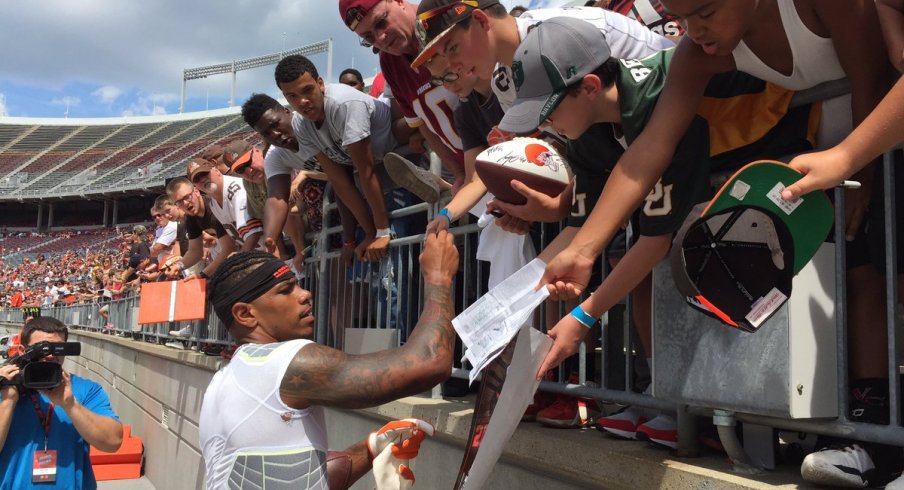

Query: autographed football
left=474, top=138, right=572, bottom=205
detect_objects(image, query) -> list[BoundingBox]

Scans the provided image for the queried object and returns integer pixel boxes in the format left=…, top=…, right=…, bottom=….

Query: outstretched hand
left=782, top=150, right=857, bottom=201
left=538, top=247, right=592, bottom=301
left=536, top=315, right=590, bottom=379
left=485, top=179, right=571, bottom=223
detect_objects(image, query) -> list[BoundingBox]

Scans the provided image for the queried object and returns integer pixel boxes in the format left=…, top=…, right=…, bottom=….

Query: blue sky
left=0, top=0, right=564, bottom=119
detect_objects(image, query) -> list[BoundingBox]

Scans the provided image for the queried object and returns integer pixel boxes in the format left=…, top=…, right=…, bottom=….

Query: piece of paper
left=452, top=258, right=549, bottom=384
left=454, top=324, right=552, bottom=490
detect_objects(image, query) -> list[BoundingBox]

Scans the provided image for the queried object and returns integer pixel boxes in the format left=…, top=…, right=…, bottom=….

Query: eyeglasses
left=172, top=188, right=197, bottom=208
left=431, top=72, right=460, bottom=86
left=356, top=10, right=389, bottom=48
left=151, top=213, right=163, bottom=219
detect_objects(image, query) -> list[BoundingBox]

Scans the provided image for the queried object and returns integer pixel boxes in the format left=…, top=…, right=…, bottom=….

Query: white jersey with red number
left=379, top=51, right=464, bottom=163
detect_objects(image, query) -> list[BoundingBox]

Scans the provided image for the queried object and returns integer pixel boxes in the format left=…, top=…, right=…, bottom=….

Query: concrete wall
left=0, top=326, right=596, bottom=490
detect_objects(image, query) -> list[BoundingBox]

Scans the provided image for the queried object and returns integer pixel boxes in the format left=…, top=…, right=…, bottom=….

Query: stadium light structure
left=180, top=39, right=333, bottom=113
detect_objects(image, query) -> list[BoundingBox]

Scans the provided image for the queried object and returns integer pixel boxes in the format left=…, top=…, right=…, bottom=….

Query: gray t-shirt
left=264, top=139, right=322, bottom=179
left=291, top=83, right=396, bottom=167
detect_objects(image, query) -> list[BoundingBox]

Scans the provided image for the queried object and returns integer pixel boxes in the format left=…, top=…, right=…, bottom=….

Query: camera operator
left=0, top=317, right=123, bottom=489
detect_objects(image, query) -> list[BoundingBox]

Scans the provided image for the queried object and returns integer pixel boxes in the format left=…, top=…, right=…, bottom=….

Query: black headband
left=212, top=259, right=295, bottom=327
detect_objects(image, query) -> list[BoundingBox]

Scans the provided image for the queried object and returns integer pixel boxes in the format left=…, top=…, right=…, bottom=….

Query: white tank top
left=200, top=339, right=329, bottom=490
left=732, top=0, right=845, bottom=91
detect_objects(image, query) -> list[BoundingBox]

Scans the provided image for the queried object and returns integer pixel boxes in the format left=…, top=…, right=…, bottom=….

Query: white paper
left=459, top=325, right=552, bottom=490
left=452, top=258, right=549, bottom=383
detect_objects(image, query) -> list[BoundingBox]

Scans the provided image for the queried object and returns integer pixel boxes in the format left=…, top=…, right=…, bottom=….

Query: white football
left=474, top=138, right=572, bottom=205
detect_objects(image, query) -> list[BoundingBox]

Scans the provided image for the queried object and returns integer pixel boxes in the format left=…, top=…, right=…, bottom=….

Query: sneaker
left=536, top=395, right=601, bottom=428
left=200, top=343, right=224, bottom=356
left=801, top=444, right=877, bottom=488
left=887, top=473, right=904, bottom=490
left=595, top=406, right=650, bottom=440
left=383, top=152, right=440, bottom=204
left=635, top=415, right=678, bottom=449
left=522, top=392, right=555, bottom=422
left=849, top=378, right=889, bottom=425
left=169, top=326, right=192, bottom=338
left=165, top=341, right=187, bottom=350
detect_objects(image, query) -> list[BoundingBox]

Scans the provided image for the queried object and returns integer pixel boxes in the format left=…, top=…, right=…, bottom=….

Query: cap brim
left=497, top=91, right=563, bottom=135
left=411, top=25, right=456, bottom=69
left=228, top=152, right=252, bottom=172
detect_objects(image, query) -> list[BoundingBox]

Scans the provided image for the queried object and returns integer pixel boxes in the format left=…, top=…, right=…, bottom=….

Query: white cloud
left=121, top=92, right=177, bottom=117
left=92, top=85, right=122, bottom=105
left=50, top=96, right=81, bottom=107
left=0, top=93, right=7, bottom=117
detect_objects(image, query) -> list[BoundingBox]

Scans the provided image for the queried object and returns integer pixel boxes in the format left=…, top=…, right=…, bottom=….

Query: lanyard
left=29, top=394, right=54, bottom=451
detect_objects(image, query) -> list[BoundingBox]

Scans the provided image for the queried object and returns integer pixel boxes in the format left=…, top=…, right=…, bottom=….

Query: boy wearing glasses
left=338, top=0, right=467, bottom=191
left=410, top=0, right=672, bottom=111
left=164, top=176, right=236, bottom=280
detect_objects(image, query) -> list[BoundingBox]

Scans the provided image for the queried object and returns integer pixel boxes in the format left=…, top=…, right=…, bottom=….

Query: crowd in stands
left=3, top=0, right=904, bottom=488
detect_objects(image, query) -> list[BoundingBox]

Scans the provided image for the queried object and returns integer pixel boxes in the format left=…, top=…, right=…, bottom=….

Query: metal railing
left=3, top=95, right=901, bottom=463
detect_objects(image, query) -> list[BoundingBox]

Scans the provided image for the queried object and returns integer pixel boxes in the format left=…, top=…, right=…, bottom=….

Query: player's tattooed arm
left=280, top=231, right=459, bottom=410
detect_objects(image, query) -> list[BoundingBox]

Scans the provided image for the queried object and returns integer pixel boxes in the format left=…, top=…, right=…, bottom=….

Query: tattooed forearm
left=280, top=282, right=456, bottom=409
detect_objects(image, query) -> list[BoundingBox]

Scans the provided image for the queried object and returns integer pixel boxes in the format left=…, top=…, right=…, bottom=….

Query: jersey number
left=644, top=182, right=673, bottom=216
left=226, top=182, right=241, bottom=201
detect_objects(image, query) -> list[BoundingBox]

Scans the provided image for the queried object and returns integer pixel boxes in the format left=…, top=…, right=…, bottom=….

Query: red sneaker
left=536, top=395, right=601, bottom=428
left=522, top=392, right=555, bottom=422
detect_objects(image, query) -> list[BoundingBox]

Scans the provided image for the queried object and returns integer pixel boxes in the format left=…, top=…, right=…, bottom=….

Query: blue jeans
left=348, top=189, right=419, bottom=333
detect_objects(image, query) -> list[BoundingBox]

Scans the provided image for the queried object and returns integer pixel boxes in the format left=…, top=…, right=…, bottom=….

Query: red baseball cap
left=339, top=0, right=382, bottom=30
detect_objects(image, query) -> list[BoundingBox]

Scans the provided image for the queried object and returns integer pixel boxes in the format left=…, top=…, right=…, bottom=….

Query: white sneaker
left=169, top=326, right=192, bottom=338
left=164, top=341, right=186, bottom=350
left=801, top=444, right=875, bottom=488
left=887, top=472, right=904, bottom=490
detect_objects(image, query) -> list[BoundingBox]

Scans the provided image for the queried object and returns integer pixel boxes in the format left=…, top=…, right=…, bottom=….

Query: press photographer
left=2, top=340, right=82, bottom=392
left=0, top=317, right=123, bottom=489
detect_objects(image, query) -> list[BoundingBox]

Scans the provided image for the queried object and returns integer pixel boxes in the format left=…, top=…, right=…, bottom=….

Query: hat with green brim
left=670, top=160, right=833, bottom=332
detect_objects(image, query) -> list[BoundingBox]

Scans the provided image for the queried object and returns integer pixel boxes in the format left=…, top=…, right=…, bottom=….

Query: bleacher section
left=0, top=107, right=258, bottom=201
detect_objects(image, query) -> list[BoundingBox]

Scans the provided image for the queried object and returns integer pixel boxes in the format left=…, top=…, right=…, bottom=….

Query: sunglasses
left=232, top=162, right=251, bottom=175
left=416, top=0, right=478, bottom=38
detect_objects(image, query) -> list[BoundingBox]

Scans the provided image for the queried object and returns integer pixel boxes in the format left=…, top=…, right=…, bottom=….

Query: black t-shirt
left=184, top=205, right=227, bottom=240
left=129, top=242, right=150, bottom=258
left=454, top=91, right=504, bottom=152
left=175, top=221, right=190, bottom=256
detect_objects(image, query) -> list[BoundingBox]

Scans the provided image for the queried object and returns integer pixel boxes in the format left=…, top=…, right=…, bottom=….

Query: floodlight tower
left=180, top=38, right=333, bottom=113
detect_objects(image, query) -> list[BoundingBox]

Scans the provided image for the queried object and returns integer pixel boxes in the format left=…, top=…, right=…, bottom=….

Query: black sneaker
left=849, top=378, right=889, bottom=425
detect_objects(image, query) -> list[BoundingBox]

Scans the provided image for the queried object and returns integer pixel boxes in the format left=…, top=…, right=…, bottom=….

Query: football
left=474, top=138, right=572, bottom=205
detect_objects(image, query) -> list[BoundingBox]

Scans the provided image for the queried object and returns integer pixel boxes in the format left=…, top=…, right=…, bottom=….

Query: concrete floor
left=98, top=477, right=155, bottom=489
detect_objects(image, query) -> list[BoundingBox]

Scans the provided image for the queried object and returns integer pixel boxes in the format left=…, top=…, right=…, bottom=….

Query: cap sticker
left=744, top=287, right=787, bottom=328
left=729, top=180, right=750, bottom=201
left=766, top=182, right=803, bottom=215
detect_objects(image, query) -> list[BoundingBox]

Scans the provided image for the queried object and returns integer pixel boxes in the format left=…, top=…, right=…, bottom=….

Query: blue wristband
left=570, top=305, right=597, bottom=329
left=438, top=207, right=453, bottom=225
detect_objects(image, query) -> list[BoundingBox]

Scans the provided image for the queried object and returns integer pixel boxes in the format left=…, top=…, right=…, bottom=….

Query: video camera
left=0, top=341, right=81, bottom=391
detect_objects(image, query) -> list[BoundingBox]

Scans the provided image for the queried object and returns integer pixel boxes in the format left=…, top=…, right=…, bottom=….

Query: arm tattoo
left=280, top=283, right=455, bottom=409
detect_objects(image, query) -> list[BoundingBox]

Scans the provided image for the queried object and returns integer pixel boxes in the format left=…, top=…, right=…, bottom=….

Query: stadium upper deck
left=0, top=108, right=262, bottom=202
